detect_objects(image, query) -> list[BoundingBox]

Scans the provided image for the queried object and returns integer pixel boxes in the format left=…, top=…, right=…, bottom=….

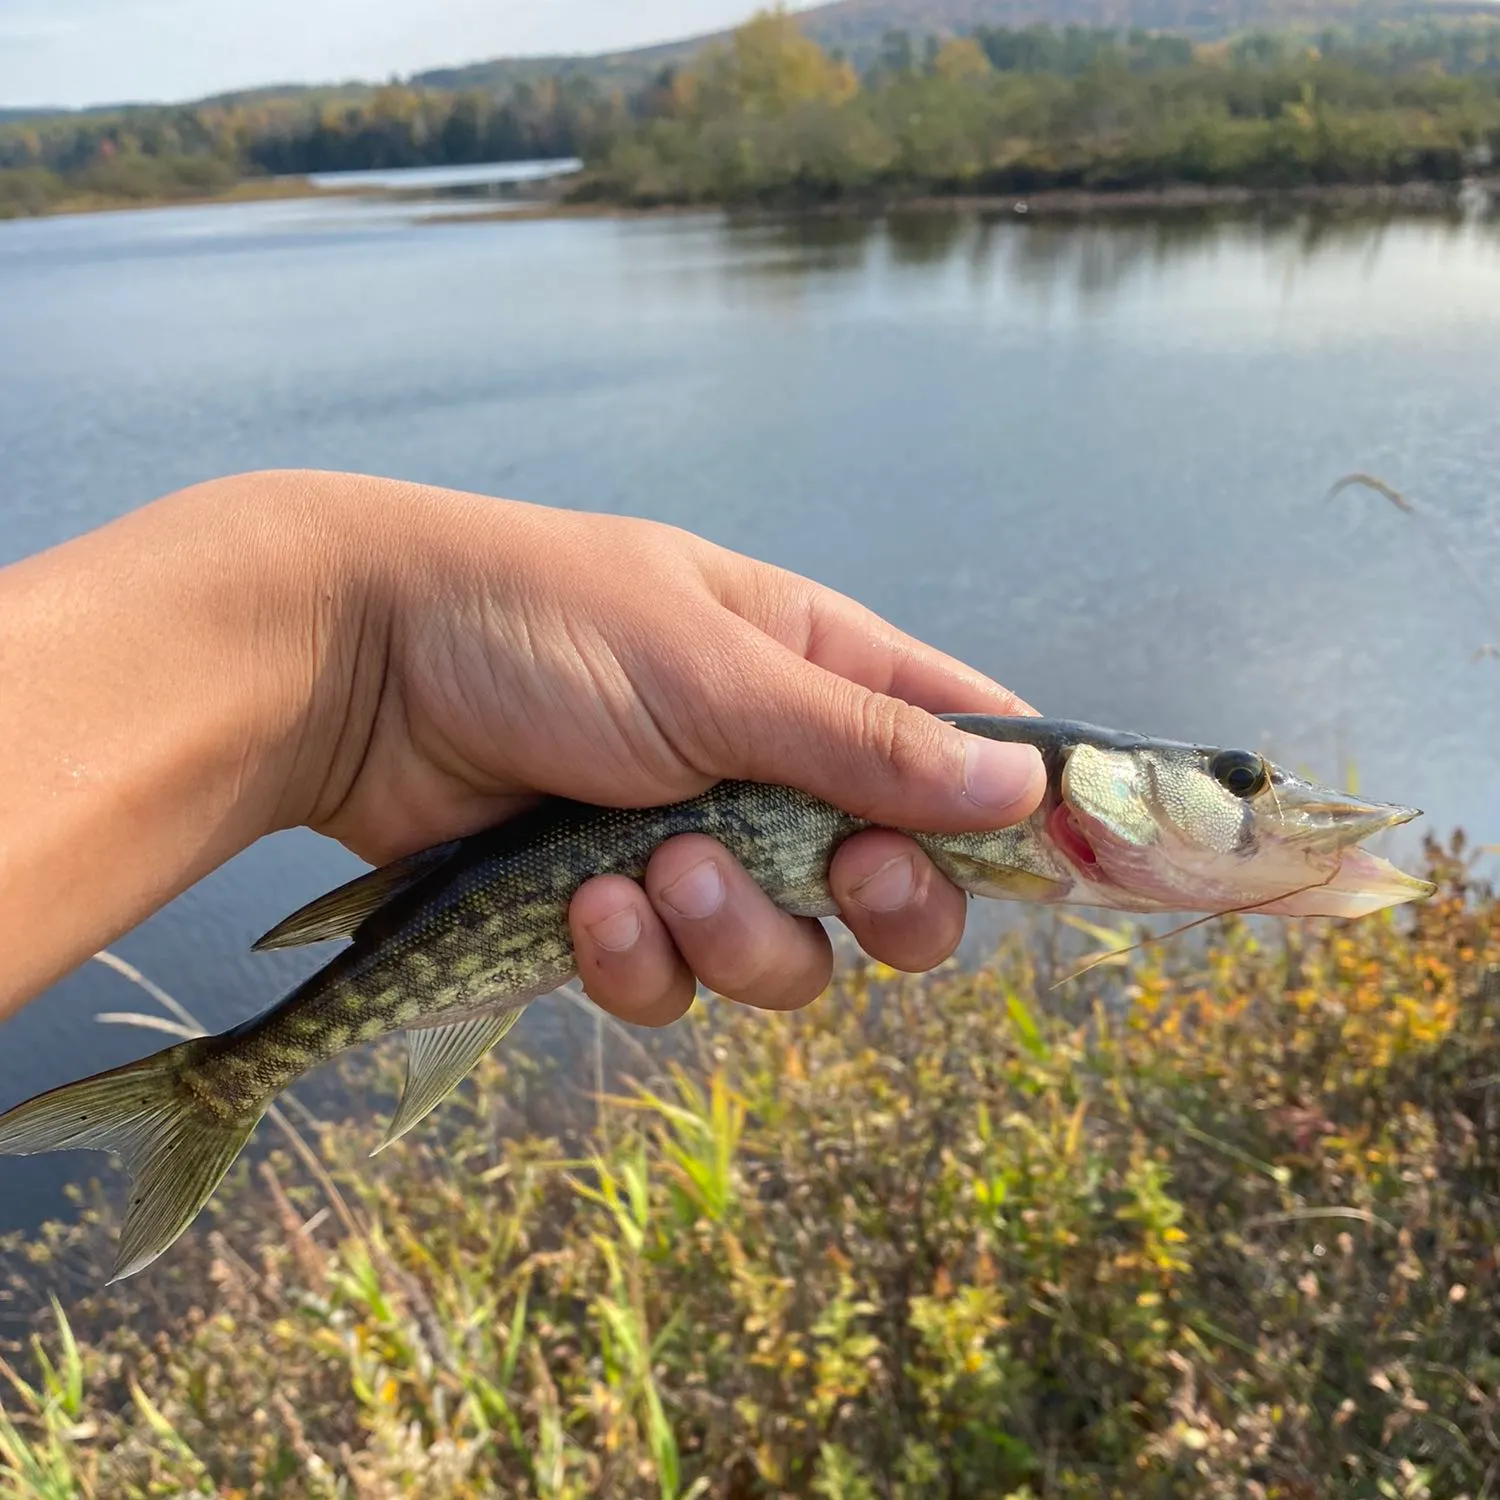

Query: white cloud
left=0, top=0, right=820, bottom=110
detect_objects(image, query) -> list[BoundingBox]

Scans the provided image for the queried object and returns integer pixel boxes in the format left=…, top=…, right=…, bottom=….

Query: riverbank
left=423, top=173, right=1500, bottom=228
left=0, top=174, right=342, bottom=222
left=4, top=837, right=1498, bottom=1497
left=0, top=165, right=577, bottom=222
left=8, top=166, right=1497, bottom=229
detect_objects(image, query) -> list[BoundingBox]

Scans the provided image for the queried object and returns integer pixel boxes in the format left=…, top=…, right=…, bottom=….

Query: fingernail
left=963, top=739, right=1045, bottom=814
left=588, top=906, right=642, bottom=953
left=850, top=854, right=916, bottom=913
left=660, top=859, right=725, bottom=920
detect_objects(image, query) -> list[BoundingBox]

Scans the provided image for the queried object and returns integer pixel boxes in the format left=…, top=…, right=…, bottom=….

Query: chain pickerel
left=0, top=715, right=1434, bottom=1280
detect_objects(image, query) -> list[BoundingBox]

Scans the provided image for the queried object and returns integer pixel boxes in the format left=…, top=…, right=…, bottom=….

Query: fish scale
left=0, top=714, right=1432, bottom=1282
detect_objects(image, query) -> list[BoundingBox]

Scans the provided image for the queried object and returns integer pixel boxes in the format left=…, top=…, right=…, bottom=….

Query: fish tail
left=0, top=1039, right=266, bottom=1283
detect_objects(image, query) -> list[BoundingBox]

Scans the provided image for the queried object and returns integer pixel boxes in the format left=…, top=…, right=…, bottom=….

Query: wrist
left=165, top=469, right=399, bottom=842
left=0, top=469, right=379, bottom=1010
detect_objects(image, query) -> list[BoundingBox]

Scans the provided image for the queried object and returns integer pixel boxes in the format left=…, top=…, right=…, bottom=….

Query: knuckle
left=859, top=695, right=940, bottom=783
left=580, top=945, right=693, bottom=1027
left=651, top=631, right=770, bottom=777
left=683, top=920, right=803, bottom=1007
left=697, top=942, right=777, bottom=1001
left=640, top=971, right=698, bottom=1028
left=719, top=933, right=831, bottom=1011
left=903, top=919, right=964, bottom=973
left=899, top=915, right=967, bottom=972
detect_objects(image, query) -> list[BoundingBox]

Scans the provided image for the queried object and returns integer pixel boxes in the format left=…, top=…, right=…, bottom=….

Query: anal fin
left=374, top=1009, right=527, bottom=1155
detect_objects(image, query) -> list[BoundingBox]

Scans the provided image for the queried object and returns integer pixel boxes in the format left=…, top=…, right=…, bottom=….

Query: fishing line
left=1327, top=471, right=1500, bottom=659
left=1049, top=867, right=1341, bottom=988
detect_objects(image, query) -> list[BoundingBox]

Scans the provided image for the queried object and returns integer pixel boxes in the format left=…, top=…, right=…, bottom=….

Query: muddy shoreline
left=430, top=174, right=1498, bottom=226
left=8, top=171, right=1494, bottom=227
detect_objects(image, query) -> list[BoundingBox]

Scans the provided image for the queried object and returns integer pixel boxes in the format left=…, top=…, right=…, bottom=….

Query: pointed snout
left=1278, top=786, right=1424, bottom=851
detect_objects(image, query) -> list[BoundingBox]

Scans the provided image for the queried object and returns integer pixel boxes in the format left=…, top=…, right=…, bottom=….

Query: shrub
left=3, top=835, right=1497, bottom=1497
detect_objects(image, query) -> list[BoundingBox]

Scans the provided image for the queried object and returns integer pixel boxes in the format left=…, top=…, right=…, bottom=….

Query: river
left=2, top=171, right=1499, bottom=1231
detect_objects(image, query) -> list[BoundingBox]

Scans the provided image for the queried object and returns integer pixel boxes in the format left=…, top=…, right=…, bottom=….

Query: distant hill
left=795, top=0, right=1500, bottom=54
left=12, top=0, right=1500, bottom=121
left=409, top=39, right=705, bottom=97
left=193, top=82, right=372, bottom=108
left=408, top=0, right=1500, bottom=95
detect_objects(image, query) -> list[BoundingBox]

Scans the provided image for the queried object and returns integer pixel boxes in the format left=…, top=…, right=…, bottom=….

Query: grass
left=2, top=832, right=1499, bottom=1497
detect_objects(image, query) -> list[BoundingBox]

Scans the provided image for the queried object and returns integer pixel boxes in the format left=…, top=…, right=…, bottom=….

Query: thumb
left=697, top=645, right=1046, bottom=835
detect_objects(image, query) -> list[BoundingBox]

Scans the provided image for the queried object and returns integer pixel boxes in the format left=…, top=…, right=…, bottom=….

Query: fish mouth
left=1247, top=787, right=1434, bottom=916
left=1277, top=788, right=1424, bottom=851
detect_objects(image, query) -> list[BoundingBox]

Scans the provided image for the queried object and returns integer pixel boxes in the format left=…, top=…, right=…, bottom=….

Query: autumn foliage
left=4, top=835, right=1500, bottom=1496
left=4, top=8, right=1500, bottom=217
left=589, top=10, right=1500, bottom=205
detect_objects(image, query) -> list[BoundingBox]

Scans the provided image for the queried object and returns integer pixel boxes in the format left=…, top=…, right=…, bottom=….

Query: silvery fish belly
left=0, top=715, right=1434, bottom=1281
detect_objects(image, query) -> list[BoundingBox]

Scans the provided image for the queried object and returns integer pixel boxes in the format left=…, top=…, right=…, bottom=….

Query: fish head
left=1054, top=739, right=1435, bottom=917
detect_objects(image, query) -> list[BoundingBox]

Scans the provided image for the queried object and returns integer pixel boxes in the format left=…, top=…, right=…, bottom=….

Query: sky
left=0, top=0, right=822, bottom=111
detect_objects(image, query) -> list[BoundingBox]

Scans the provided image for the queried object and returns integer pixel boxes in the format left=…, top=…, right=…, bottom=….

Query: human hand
left=0, top=470, right=1043, bottom=1022
left=288, top=474, right=1045, bottom=1027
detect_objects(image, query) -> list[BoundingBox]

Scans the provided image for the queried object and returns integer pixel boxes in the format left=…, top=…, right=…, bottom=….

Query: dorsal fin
left=251, top=841, right=461, bottom=951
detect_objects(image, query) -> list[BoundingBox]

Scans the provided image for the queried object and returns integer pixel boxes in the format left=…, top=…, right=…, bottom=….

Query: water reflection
left=884, top=210, right=970, bottom=265
left=720, top=214, right=873, bottom=277
left=711, top=202, right=1500, bottom=308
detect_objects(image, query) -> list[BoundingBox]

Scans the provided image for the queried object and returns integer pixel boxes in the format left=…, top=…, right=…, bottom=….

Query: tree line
left=2, top=11, right=1499, bottom=216
left=590, top=12, right=1500, bottom=205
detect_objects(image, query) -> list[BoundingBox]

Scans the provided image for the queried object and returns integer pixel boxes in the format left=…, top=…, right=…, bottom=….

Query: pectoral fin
left=930, top=852, right=1069, bottom=903
left=253, top=841, right=462, bottom=951
left=374, top=1009, right=527, bottom=1154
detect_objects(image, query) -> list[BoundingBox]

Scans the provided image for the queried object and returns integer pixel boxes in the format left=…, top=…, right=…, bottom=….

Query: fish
left=0, top=715, right=1434, bottom=1282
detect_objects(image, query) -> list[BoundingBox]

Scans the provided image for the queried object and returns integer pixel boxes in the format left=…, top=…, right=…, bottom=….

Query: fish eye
left=1209, top=749, right=1269, bottom=798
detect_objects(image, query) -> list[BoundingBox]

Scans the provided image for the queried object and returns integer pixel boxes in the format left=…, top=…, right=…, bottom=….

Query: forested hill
left=7, top=0, right=1500, bottom=117
left=414, top=0, right=1500, bottom=93
left=796, top=0, right=1500, bottom=52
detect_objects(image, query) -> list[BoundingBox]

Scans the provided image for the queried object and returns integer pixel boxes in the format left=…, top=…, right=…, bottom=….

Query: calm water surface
left=3, top=184, right=1499, bottom=1230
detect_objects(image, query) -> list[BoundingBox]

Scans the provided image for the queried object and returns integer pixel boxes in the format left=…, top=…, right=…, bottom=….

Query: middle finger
left=645, top=834, right=833, bottom=1011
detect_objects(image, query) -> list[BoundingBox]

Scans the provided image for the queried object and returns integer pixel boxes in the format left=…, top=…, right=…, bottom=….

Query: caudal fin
left=0, top=1041, right=264, bottom=1282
